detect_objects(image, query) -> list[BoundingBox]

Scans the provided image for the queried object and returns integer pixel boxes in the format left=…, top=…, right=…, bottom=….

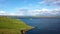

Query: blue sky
left=0, top=0, right=60, bottom=16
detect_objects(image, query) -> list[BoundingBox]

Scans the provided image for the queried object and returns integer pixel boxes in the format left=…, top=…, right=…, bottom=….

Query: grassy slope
left=0, top=16, right=32, bottom=34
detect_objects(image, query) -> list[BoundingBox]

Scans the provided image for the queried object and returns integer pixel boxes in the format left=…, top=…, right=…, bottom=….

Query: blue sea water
left=19, top=17, right=60, bottom=34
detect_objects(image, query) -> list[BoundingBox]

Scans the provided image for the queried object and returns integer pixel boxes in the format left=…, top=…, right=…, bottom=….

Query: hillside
left=0, top=16, right=32, bottom=34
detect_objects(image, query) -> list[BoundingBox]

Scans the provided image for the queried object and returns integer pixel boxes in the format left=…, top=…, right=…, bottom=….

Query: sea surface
left=18, top=17, right=60, bottom=34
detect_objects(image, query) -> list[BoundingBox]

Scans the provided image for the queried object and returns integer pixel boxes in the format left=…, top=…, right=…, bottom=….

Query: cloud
left=0, top=8, right=60, bottom=16
left=17, top=8, right=60, bottom=16
left=0, top=11, right=6, bottom=13
left=17, top=8, right=42, bottom=16
left=39, top=0, right=60, bottom=6
left=0, top=10, right=25, bottom=16
left=0, top=11, right=8, bottom=15
left=29, top=8, right=60, bottom=16
left=0, top=11, right=15, bottom=16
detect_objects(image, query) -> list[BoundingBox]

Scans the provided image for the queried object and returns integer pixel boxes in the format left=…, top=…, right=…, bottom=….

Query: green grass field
left=0, top=16, right=32, bottom=34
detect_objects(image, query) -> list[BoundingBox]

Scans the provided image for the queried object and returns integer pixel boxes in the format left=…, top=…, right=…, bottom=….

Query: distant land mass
left=0, top=15, right=60, bottom=18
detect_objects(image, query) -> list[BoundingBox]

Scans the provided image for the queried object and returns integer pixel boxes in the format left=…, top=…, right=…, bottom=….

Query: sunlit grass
left=0, top=16, right=32, bottom=34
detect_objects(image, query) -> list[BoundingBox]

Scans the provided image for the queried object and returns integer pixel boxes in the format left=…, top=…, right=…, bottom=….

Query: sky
left=0, top=0, right=60, bottom=16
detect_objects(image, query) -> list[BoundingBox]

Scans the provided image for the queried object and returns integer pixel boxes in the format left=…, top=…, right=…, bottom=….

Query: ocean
left=18, top=17, right=60, bottom=34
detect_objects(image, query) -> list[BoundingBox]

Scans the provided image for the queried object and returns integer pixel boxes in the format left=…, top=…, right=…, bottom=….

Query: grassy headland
left=0, top=16, right=32, bottom=34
